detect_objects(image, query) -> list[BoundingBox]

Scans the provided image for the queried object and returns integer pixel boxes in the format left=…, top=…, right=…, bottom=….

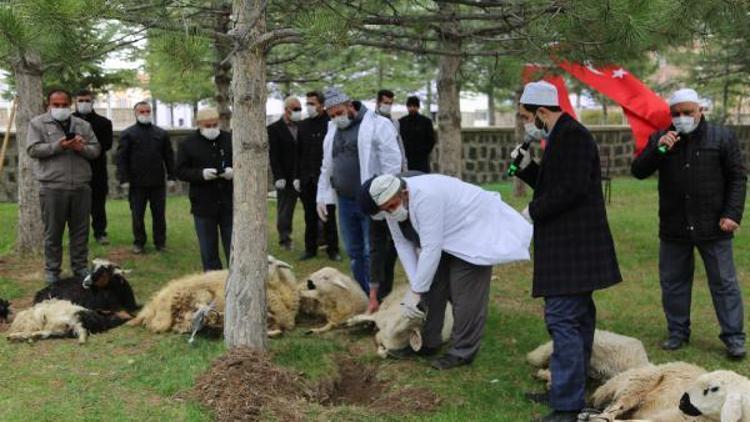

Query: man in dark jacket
left=297, top=91, right=340, bottom=261
left=73, top=89, right=113, bottom=245
left=398, top=96, right=435, bottom=173
left=632, top=88, right=746, bottom=360
left=176, top=108, right=233, bottom=271
left=268, top=96, right=302, bottom=250
left=116, top=101, right=176, bottom=254
left=514, top=81, right=622, bottom=422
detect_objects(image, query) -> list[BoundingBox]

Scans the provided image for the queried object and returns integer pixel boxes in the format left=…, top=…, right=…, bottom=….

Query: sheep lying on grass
left=297, top=267, right=368, bottom=334
left=347, top=284, right=454, bottom=358
left=681, top=370, right=750, bottom=422
left=33, top=258, right=138, bottom=319
left=7, top=299, right=126, bottom=344
left=527, top=329, right=651, bottom=388
left=580, top=361, right=711, bottom=422
left=128, top=256, right=299, bottom=338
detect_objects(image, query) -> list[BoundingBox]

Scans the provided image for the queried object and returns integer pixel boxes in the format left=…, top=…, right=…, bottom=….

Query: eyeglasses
left=291, top=107, right=302, bottom=112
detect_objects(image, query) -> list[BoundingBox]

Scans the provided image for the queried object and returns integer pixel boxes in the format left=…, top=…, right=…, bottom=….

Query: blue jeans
left=194, top=212, right=232, bottom=271
left=544, top=293, right=596, bottom=411
left=337, top=195, right=370, bottom=293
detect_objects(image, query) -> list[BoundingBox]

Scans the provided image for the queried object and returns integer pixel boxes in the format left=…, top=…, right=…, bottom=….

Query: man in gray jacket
left=27, top=89, right=100, bottom=283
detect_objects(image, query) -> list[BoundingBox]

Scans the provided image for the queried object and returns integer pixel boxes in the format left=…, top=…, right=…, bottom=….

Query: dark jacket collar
left=546, top=112, right=574, bottom=144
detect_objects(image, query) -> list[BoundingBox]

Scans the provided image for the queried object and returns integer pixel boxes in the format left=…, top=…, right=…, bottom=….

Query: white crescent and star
left=612, top=68, right=628, bottom=78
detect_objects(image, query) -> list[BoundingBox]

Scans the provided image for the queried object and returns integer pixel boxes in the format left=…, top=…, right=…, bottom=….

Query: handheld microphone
left=507, top=141, right=531, bottom=176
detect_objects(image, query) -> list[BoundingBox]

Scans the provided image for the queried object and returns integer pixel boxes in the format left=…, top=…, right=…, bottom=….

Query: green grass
left=0, top=178, right=748, bottom=421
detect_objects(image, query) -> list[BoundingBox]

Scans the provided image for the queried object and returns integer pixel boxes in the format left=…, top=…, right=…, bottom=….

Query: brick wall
left=2, top=125, right=749, bottom=202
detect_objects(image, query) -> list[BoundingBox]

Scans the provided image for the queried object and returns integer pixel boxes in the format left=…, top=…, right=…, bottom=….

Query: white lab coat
left=316, top=108, right=403, bottom=205
left=386, top=174, right=533, bottom=293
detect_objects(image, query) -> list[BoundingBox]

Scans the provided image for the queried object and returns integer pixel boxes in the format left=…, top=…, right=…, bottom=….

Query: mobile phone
left=65, top=132, right=76, bottom=141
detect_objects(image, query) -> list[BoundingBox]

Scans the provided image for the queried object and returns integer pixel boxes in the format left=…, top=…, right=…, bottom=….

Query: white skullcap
left=668, top=88, right=700, bottom=106
left=195, top=107, right=219, bottom=122
left=520, top=81, right=559, bottom=107
left=369, top=175, right=401, bottom=206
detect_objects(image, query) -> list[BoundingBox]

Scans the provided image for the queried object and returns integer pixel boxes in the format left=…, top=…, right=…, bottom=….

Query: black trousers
left=300, top=178, right=339, bottom=256
left=90, top=182, right=108, bottom=238
left=369, top=218, right=398, bottom=301
left=128, top=186, right=167, bottom=248
left=194, top=211, right=232, bottom=271
left=276, top=186, right=298, bottom=246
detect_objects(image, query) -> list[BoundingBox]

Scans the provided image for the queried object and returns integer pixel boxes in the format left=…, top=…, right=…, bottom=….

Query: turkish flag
left=522, top=65, right=578, bottom=120
left=556, top=61, right=671, bottom=155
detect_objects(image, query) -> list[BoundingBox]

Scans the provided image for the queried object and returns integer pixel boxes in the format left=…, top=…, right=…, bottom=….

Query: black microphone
left=507, top=141, right=531, bottom=176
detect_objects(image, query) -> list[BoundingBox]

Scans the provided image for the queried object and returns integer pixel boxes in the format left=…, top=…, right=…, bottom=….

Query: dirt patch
left=188, top=349, right=441, bottom=421
left=104, top=247, right=137, bottom=265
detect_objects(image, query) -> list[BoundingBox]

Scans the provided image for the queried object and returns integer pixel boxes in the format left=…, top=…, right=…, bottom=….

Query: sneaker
left=430, top=353, right=471, bottom=370
left=727, top=344, right=746, bottom=360
left=299, top=252, right=317, bottom=261
left=132, top=245, right=144, bottom=254
left=95, top=236, right=110, bottom=245
left=661, top=336, right=688, bottom=351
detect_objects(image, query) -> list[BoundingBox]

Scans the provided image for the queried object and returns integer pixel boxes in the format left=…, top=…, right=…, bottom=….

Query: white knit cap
left=369, top=175, right=401, bottom=206
left=520, top=81, right=559, bottom=107
left=668, top=88, right=700, bottom=106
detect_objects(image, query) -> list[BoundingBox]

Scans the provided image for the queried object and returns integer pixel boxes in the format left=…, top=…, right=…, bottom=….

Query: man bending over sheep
left=357, top=174, right=532, bottom=370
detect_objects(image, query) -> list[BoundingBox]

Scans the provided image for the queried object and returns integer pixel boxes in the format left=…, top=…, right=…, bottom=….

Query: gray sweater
left=27, top=113, right=100, bottom=190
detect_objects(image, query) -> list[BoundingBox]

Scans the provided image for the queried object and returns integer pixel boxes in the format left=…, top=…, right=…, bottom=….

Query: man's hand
left=367, top=288, right=380, bottom=314
left=720, top=218, right=740, bottom=233
left=58, top=136, right=72, bottom=150
left=400, top=290, right=425, bottom=320
left=293, top=179, right=300, bottom=192
left=202, top=168, right=219, bottom=180
left=120, top=182, right=130, bottom=190
left=510, top=143, right=532, bottom=170
left=522, top=205, right=533, bottom=224
left=275, top=179, right=286, bottom=190
left=222, top=167, right=233, bottom=180
left=658, top=131, right=681, bottom=151
left=68, top=135, right=85, bottom=152
left=316, top=202, right=328, bottom=222
left=167, top=180, right=176, bottom=188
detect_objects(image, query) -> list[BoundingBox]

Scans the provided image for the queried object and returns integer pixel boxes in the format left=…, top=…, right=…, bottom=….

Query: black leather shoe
left=661, top=337, right=688, bottom=351
left=524, top=391, right=549, bottom=405
left=430, top=353, right=470, bottom=370
left=327, top=253, right=342, bottom=262
left=387, top=346, right=437, bottom=359
left=534, top=410, right=580, bottom=422
left=299, top=252, right=316, bottom=261
left=727, top=344, right=746, bottom=360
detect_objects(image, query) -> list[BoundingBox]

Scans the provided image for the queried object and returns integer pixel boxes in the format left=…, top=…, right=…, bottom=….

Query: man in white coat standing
left=360, top=174, right=532, bottom=369
left=316, top=88, right=403, bottom=293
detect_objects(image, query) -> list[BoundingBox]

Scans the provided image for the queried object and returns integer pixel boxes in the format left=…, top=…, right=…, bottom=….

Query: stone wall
left=2, top=125, right=750, bottom=201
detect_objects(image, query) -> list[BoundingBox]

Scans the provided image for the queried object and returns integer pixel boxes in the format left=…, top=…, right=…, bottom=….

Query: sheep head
left=681, top=370, right=750, bottom=421
left=83, top=258, right=124, bottom=289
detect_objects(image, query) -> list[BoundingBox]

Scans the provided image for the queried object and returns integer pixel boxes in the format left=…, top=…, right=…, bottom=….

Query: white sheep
left=527, top=329, right=651, bottom=388
left=6, top=299, right=121, bottom=344
left=681, top=370, right=750, bottom=422
left=346, top=283, right=454, bottom=358
left=297, top=267, right=368, bottom=333
left=128, top=256, right=299, bottom=338
left=582, top=361, right=712, bottom=422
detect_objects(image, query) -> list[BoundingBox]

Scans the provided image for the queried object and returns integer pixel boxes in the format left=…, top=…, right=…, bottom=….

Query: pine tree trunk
left=512, top=88, right=526, bottom=198
left=224, top=0, right=268, bottom=350
left=13, top=53, right=45, bottom=255
left=436, top=6, right=462, bottom=178
left=213, top=1, right=233, bottom=131
left=486, top=87, right=496, bottom=126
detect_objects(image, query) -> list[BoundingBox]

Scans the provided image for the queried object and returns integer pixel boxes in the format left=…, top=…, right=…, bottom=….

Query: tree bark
left=486, top=87, right=496, bottom=126
left=213, top=1, right=233, bottom=131
left=224, top=0, right=269, bottom=350
left=13, top=52, right=45, bottom=255
left=512, top=88, right=526, bottom=198
left=436, top=4, right=462, bottom=178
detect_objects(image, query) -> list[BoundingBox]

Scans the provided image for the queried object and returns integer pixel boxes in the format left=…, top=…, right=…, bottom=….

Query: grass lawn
left=0, top=178, right=748, bottom=421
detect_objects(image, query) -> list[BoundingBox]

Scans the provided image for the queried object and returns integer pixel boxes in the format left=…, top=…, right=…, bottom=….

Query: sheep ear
left=409, top=329, right=423, bottom=351
left=721, top=393, right=743, bottom=422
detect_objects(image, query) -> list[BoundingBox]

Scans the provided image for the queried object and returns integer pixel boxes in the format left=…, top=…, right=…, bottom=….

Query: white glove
left=222, top=167, right=233, bottom=180
left=316, top=202, right=328, bottom=222
left=510, top=144, right=532, bottom=171
left=167, top=180, right=176, bottom=188
left=292, top=179, right=300, bottom=192
left=522, top=205, right=533, bottom=224
left=400, top=290, right=425, bottom=320
left=120, top=182, right=130, bottom=190
left=274, top=179, right=286, bottom=190
left=202, top=168, right=219, bottom=181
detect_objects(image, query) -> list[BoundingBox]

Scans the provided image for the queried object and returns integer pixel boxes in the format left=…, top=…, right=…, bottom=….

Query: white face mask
left=306, top=105, right=318, bottom=119
left=200, top=127, right=220, bottom=140
left=290, top=110, right=303, bottom=122
left=76, top=102, right=93, bottom=114
left=333, top=115, right=351, bottom=129
left=137, top=115, right=152, bottom=125
left=524, top=122, right=545, bottom=141
left=672, top=116, right=697, bottom=134
left=378, top=104, right=392, bottom=115
left=50, top=107, right=72, bottom=121
left=387, top=205, right=409, bottom=222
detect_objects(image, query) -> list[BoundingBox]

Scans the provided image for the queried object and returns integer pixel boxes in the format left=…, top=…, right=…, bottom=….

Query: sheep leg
left=7, top=333, right=32, bottom=342
left=535, top=369, right=552, bottom=390
left=308, top=321, right=336, bottom=334
left=71, top=322, right=88, bottom=344
left=267, top=329, right=283, bottom=337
